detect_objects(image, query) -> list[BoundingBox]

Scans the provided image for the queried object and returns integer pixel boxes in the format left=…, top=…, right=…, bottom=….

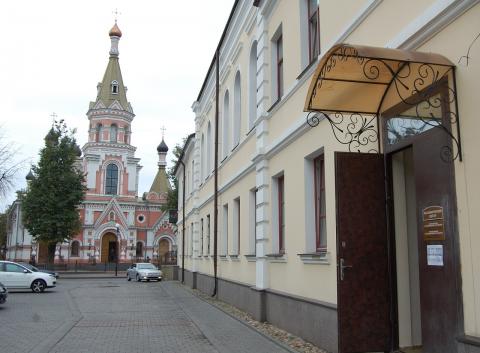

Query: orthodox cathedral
left=5, top=22, right=177, bottom=265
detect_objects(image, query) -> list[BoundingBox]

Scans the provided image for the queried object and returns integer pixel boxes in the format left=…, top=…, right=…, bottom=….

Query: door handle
left=339, top=258, right=353, bottom=281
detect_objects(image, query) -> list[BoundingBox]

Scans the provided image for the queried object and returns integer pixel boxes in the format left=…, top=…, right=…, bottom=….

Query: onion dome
left=26, top=170, right=34, bottom=181
left=74, top=144, right=82, bottom=157
left=109, top=23, right=122, bottom=38
left=157, top=139, right=168, bottom=153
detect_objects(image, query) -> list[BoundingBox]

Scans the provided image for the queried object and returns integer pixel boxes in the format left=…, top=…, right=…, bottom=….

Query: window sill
left=219, top=255, right=228, bottom=261
left=297, top=252, right=330, bottom=265
left=229, top=254, right=240, bottom=261
left=296, top=57, right=319, bottom=81
left=246, top=125, right=256, bottom=136
left=244, top=254, right=257, bottom=262
left=266, top=253, right=287, bottom=263
left=267, top=97, right=282, bottom=113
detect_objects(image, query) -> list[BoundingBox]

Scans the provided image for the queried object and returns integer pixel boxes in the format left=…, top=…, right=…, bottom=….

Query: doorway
left=391, top=148, right=422, bottom=351
left=335, top=80, right=462, bottom=353
left=383, top=81, right=461, bottom=353
left=101, top=233, right=118, bottom=263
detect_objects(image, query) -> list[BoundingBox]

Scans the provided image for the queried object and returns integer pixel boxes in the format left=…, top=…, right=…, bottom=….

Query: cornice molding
left=388, top=0, right=480, bottom=49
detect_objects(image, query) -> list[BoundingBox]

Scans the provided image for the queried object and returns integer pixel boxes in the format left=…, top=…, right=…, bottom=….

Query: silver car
left=127, top=263, right=162, bottom=282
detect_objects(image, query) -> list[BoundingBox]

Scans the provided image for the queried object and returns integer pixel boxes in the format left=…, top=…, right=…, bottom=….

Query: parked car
left=18, top=262, right=59, bottom=279
left=0, top=261, right=56, bottom=293
left=127, top=263, right=162, bottom=282
left=0, top=282, right=7, bottom=304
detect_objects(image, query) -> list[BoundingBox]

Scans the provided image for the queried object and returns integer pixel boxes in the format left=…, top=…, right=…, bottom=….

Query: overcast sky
left=0, top=0, right=235, bottom=210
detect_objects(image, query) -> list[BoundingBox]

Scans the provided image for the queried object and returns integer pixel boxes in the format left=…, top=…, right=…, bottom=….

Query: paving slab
left=0, top=279, right=291, bottom=353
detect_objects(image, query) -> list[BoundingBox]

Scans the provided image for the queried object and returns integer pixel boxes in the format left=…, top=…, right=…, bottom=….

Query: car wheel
left=147, top=279, right=150, bottom=282
left=136, top=275, right=141, bottom=282
left=31, top=279, right=46, bottom=293
left=127, top=274, right=131, bottom=281
left=159, top=278, right=163, bottom=282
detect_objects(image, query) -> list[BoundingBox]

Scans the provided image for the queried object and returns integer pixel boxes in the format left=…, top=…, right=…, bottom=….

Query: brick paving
left=0, top=279, right=292, bottom=353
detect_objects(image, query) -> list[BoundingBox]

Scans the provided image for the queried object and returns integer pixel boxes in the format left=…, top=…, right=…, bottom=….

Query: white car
left=0, top=261, right=57, bottom=293
left=127, top=263, right=162, bottom=282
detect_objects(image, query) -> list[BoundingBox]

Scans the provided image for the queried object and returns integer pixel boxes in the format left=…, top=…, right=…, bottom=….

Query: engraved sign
left=423, top=206, right=445, bottom=241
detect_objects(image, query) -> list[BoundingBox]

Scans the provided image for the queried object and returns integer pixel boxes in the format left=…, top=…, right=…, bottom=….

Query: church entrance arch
left=157, top=237, right=173, bottom=265
left=158, top=238, right=170, bottom=257
left=101, top=232, right=118, bottom=263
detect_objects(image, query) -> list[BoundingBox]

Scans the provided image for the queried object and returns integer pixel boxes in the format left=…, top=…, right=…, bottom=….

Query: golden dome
left=109, top=22, right=122, bottom=38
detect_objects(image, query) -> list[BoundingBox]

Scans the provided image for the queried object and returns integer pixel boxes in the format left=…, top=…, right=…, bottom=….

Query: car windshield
left=19, top=263, right=38, bottom=272
left=137, top=264, right=156, bottom=270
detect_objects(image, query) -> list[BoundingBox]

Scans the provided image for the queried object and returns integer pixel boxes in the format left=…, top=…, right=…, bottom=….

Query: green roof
left=149, top=167, right=171, bottom=194
left=96, top=56, right=130, bottom=110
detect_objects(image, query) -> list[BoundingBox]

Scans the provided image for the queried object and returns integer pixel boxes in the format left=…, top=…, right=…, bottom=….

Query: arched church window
left=96, top=123, right=102, bottom=142
left=136, top=242, right=143, bottom=258
left=124, top=126, right=129, bottom=144
left=110, top=124, right=118, bottom=143
left=71, top=241, right=80, bottom=257
left=105, top=164, right=119, bottom=195
left=111, top=80, right=119, bottom=94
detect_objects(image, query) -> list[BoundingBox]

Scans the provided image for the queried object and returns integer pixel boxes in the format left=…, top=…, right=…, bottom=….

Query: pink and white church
left=5, top=23, right=177, bottom=266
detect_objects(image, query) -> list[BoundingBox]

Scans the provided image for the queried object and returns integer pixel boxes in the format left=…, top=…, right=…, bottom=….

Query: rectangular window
left=276, top=35, right=284, bottom=99
left=207, top=215, right=211, bottom=255
left=222, top=204, right=229, bottom=256
left=233, top=198, right=240, bottom=255
left=314, top=155, right=326, bottom=251
left=200, top=218, right=204, bottom=255
left=249, top=189, right=257, bottom=255
left=278, top=175, right=285, bottom=254
left=191, top=160, right=195, bottom=194
left=190, top=223, right=194, bottom=256
left=308, top=0, right=320, bottom=62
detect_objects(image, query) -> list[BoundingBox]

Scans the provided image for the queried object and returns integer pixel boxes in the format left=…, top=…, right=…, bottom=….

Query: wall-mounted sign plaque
left=423, top=206, right=445, bottom=241
left=427, top=244, right=444, bottom=266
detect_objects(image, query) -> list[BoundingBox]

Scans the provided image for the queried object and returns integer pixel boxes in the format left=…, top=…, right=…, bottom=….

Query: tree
left=161, top=136, right=187, bottom=213
left=0, top=211, right=7, bottom=259
left=22, top=120, right=85, bottom=263
left=0, top=127, right=25, bottom=199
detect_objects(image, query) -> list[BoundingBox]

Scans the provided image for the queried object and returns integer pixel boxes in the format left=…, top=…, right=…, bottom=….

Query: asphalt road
left=0, top=278, right=292, bottom=353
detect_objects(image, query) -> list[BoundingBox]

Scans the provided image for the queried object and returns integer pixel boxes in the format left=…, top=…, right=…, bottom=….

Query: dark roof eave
left=196, top=0, right=244, bottom=103
left=173, top=133, right=196, bottom=176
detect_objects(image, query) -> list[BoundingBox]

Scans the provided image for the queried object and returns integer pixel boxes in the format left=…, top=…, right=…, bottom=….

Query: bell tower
left=82, top=22, right=141, bottom=198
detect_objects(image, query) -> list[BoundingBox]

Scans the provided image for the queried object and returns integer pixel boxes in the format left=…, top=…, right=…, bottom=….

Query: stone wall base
left=182, top=269, right=338, bottom=353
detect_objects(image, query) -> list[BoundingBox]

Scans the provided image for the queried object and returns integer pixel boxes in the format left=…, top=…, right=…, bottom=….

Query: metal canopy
left=304, top=44, right=461, bottom=160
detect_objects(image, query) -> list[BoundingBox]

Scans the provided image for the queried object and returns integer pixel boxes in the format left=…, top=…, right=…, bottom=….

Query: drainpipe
left=178, top=160, right=186, bottom=284
left=212, top=48, right=220, bottom=297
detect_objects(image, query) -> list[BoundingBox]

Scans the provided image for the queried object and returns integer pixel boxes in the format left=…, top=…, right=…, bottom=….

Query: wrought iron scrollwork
left=306, top=44, right=462, bottom=162
left=307, top=111, right=378, bottom=153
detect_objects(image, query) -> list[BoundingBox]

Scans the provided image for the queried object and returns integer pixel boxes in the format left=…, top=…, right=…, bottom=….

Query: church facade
left=5, top=23, right=176, bottom=266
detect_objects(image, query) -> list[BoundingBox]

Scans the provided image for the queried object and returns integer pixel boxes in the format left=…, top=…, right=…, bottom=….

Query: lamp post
left=178, top=160, right=186, bottom=284
left=1, top=244, right=7, bottom=260
left=115, top=223, right=120, bottom=277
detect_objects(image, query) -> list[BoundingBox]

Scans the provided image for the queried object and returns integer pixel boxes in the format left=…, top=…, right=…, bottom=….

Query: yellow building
left=175, top=1, right=480, bottom=352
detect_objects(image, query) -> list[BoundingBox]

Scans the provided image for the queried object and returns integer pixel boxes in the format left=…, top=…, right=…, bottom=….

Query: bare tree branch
left=0, top=126, right=27, bottom=198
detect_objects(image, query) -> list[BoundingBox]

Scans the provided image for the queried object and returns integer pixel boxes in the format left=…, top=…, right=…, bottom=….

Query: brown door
left=335, top=152, right=391, bottom=353
left=383, top=81, right=461, bottom=353
left=396, top=127, right=459, bottom=353
left=37, top=242, right=49, bottom=264
left=101, top=233, right=117, bottom=263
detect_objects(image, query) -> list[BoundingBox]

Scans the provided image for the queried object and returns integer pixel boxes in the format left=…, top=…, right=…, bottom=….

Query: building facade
left=176, top=1, right=480, bottom=353
left=6, top=23, right=176, bottom=267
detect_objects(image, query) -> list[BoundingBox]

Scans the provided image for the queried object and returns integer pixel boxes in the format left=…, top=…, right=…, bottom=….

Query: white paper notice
left=427, top=245, right=443, bottom=266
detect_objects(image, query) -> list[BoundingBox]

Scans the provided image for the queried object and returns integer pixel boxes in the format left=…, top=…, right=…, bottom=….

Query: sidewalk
left=58, top=271, right=127, bottom=279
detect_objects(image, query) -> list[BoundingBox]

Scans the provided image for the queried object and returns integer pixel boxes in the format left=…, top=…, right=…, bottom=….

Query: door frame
left=381, top=78, right=464, bottom=351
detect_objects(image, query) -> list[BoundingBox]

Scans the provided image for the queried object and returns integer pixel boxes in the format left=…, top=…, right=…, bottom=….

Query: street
left=0, top=278, right=292, bottom=353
